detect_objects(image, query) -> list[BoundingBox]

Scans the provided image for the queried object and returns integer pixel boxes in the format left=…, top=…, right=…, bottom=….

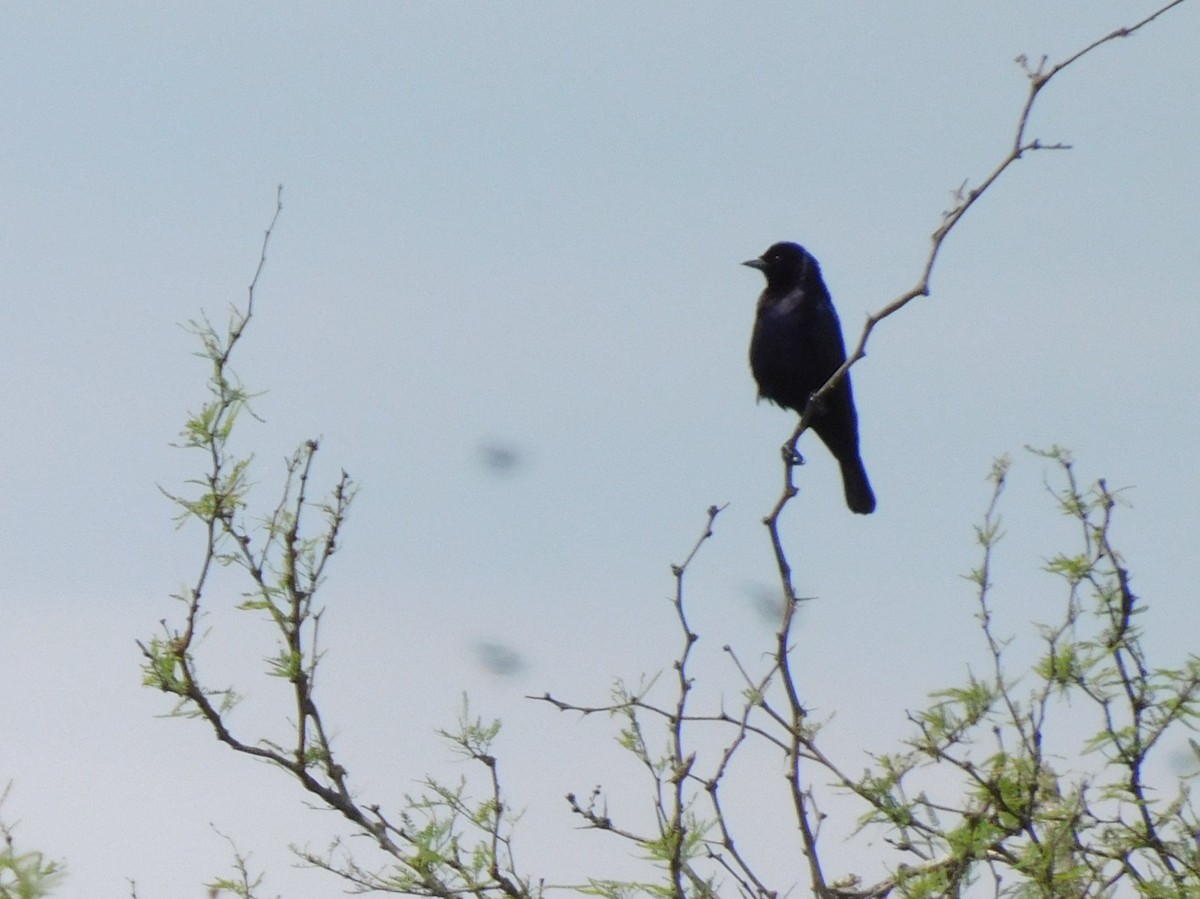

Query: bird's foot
left=781, top=444, right=805, bottom=466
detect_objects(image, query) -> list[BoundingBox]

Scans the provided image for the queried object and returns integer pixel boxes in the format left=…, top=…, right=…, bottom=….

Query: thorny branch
left=763, top=8, right=1190, bottom=892
left=141, top=189, right=535, bottom=899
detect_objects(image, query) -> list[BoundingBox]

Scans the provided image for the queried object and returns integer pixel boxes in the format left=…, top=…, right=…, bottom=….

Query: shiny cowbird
left=744, top=242, right=876, bottom=514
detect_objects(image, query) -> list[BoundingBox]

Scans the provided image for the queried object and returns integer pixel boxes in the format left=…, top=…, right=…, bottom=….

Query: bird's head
left=742, top=242, right=811, bottom=288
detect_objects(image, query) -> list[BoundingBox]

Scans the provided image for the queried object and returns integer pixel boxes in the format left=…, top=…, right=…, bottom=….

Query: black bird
left=744, top=242, right=876, bottom=514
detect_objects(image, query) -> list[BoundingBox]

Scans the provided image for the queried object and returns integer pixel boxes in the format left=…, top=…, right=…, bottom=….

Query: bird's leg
left=805, top=391, right=827, bottom=416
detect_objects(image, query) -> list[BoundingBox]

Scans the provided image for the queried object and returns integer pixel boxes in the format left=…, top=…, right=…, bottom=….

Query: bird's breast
left=758, top=286, right=805, bottom=317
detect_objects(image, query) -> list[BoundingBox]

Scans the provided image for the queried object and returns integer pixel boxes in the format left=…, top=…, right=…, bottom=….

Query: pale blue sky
left=2, top=3, right=1199, bottom=896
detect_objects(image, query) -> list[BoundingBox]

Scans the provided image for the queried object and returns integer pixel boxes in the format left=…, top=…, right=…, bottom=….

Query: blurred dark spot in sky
left=1167, top=738, right=1200, bottom=777
left=745, top=582, right=788, bottom=627
left=478, top=441, right=524, bottom=475
left=473, top=641, right=526, bottom=676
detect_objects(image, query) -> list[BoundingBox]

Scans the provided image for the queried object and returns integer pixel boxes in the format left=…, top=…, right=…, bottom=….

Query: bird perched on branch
left=744, top=242, right=876, bottom=514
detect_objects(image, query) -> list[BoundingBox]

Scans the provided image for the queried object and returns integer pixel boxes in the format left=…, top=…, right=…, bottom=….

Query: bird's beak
left=742, top=258, right=766, bottom=271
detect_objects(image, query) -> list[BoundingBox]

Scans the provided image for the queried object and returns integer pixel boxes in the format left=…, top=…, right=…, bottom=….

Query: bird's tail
left=838, top=454, right=876, bottom=515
